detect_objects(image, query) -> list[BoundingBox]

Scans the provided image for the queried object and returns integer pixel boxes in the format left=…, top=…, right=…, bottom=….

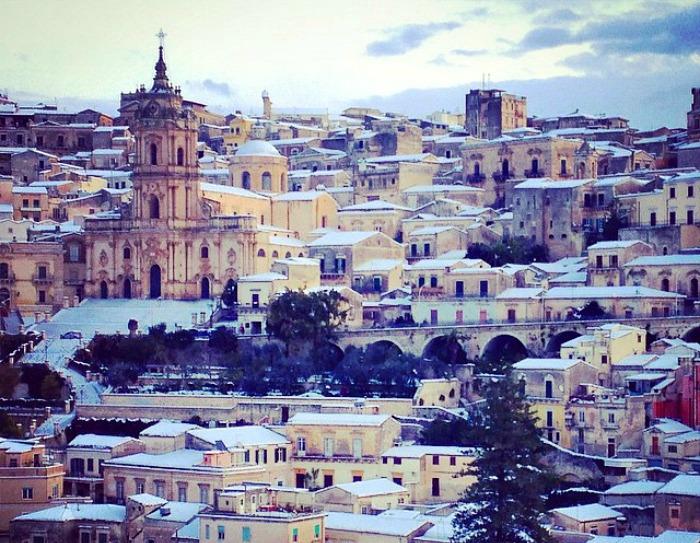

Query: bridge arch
left=365, top=339, right=403, bottom=360
left=480, top=334, right=529, bottom=362
left=545, top=330, right=581, bottom=356
left=422, top=335, right=468, bottom=365
left=682, top=326, right=700, bottom=343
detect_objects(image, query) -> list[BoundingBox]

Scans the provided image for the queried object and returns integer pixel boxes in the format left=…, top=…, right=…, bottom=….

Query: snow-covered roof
left=587, top=240, right=647, bottom=250
left=364, top=153, right=435, bottom=164
left=551, top=503, right=623, bottom=522
left=513, top=358, right=582, bottom=371
left=658, top=474, right=700, bottom=497
left=495, top=288, right=544, bottom=300
left=174, top=518, right=200, bottom=541
left=188, top=425, right=289, bottom=448
left=340, top=199, right=411, bottom=212
left=307, top=231, right=378, bottom=247
left=14, top=503, right=126, bottom=523
left=268, top=235, right=306, bottom=247
left=542, top=286, right=683, bottom=299
left=68, top=434, right=137, bottom=449
left=106, top=449, right=207, bottom=470
left=235, top=140, right=281, bottom=157
left=145, top=501, right=208, bottom=523
left=613, top=354, right=658, bottom=367
left=644, top=354, right=680, bottom=371
left=625, top=254, right=700, bottom=267
left=12, top=186, right=47, bottom=195
left=403, top=184, right=483, bottom=194
left=664, top=430, right=700, bottom=444
left=237, top=272, right=287, bottom=282
left=409, top=225, right=458, bottom=236
left=332, top=478, right=407, bottom=497
left=140, top=420, right=200, bottom=437
left=645, top=418, right=693, bottom=435
left=287, top=413, right=391, bottom=426
left=325, top=512, right=431, bottom=537
left=354, top=259, right=403, bottom=272
left=0, top=439, right=36, bottom=453
left=381, top=445, right=473, bottom=458
left=200, top=181, right=269, bottom=200
left=273, top=190, right=328, bottom=202
left=515, top=177, right=593, bottom=190
left=549, top=271, right=588, bottom=284
left=604, top=480, right=664, bottom=495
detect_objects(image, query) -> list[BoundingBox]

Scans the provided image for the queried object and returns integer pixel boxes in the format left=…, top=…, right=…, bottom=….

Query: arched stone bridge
left=329, top=315, right=700, bottom=360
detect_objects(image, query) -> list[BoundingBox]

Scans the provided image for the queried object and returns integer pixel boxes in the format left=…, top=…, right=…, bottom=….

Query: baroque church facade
left=83, top=44, right=258, bottom=300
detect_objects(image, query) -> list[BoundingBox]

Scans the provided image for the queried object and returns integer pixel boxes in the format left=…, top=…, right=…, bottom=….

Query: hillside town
left=1, top=23, right=700, bottom=543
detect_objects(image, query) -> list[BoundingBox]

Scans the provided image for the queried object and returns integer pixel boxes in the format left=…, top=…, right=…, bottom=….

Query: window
left=432, top=455, right=440, bottom=465
left=432, top=477, right=440, bottom=497
left=324, top=437, right=334, bottom=457
left=154, top=480, right=165, bottom=498
left=87, top=458, right=94, bottom=472
left=242, top=526, right=251, bottom=542
left=430, top=276, right=438, bottom=288
left=546, top=411, right=553, bottom=427
left=136, top=480, right=145, bottom=494
left=80, top=532, right=90, bottom=543
left=689, top=185, right=695, bottom=198
left=393, top=457, right=402, bottom=465
left=601, top=355, right=608, bottom=365
left=178, top=484, right=187, bottom=502
left=97, top=534, right=108, bottom=543
left=670, top=187, right=676, bottom=198
left=201, top=246, right=209, bottom=259
left=199, top=485, right=210, bottom=504
left=116, top=480, right=124, bottom=502
left=314, top=524, right=321, bottom=539
left=668, top=445, right=678, bottom=454
left=37, top=265, right=47, bottom=279
left=450, top=456, right=456, bottom=466
left=149, top=143, right=158, bottom=165
left=608, top=413, right=615, bottom=423
left=596, top=255, right=603, bottom=268
left=218, top=525, right=225, bottom=540
left=205, top=525, right=210, bottom=540
left=353, top=438, right=363, bottom=459
left=560, top=159, right=567, bottom=175
left=177, top=147, right=185, bottom=166
left=670, top=506, right=680, bottom=519
left=22, top=487, right=33, bottom=500
left=123, top=246, right=131, bottom=259
left=670, top=211, right=676, bottom=225
left=38, top=290, right=46, bottom=303
left=297, top=436, right=306, bottom=452
left=545, top=379, right=553, bottom=399
left=323, top=474, right=334, bottom=487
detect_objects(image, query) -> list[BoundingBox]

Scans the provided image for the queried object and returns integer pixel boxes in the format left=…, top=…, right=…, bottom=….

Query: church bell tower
left=129, top=30, right=201, bottom=224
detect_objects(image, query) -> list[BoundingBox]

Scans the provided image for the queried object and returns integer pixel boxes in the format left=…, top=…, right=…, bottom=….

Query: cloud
left=200, top=78, right=233, bottom=97
left=429, top=55, right=452, bottom=67
left=366, top=21, right=461, bottom=56
left=513, top=3, right=700, bottom=56
left=538, top=8, right=581, bottom=25
left=452, top=48, right=488, bottom=57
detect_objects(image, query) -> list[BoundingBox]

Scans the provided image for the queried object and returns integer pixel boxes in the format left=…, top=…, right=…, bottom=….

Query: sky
left=1, top=0, right=698, bottom=129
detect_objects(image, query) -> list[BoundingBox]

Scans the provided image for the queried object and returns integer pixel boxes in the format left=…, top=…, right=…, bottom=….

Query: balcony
left=524, top=169, right=545, bottom=178
left=320, top=272, right=346, bottom=281
left=32, top=274, right=54, bottom=285
left=0, top=273, right=15, bottom=284
left=465, top=173, right=486, bottom=183
left=292, top=453, right=379, bottom=464
left=492, top=171, right=514, bottom=183
left=237, top=305, right=267, bottom=315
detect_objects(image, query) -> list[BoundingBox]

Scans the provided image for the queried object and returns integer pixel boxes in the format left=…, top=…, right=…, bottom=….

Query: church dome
left=235, top=140, right=281, bottom=158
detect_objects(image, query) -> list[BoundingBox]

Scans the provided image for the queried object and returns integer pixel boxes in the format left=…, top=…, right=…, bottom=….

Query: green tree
left=209, top=326, right=238, bottom=353
left=39, top=373, right=63, bottom=400
left=422, top=417, right=473, bottom=446
left=452, top=377, right=553, bottom=543
left=575, top=301, right=609, bottom=320
left=266, top=290, right=348, bottom=354
left=602, top=208, right=623, bottom=241
left=0, top=412, right=22, bottom=438
left=0, top=364, right=20, bottom=398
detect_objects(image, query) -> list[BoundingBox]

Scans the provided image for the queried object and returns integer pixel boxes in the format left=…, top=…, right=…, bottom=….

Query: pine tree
left=452, top=376, right=553, bottom=543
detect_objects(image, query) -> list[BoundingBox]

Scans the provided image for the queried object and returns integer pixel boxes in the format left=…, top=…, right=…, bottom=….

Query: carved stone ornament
left=99, top=250, right=109, bottom=267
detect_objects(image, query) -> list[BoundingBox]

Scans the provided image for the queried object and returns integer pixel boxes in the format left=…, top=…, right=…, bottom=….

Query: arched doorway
left=201, top=277, right=210, bottom=299
left=481, top=334, right=528, bottom=363
left=423, top=335, right=467, bottom=365
left=123, top=278, right=132, bottom=299
left=501, top=159, right=510, bottom=179
left=149, top=265, right=162, bottom=299
left=99, top=280, right=108, bottom=299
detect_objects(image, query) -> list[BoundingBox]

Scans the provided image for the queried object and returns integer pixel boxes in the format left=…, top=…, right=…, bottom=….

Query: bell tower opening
left=149, top=195, right=160, bottom=219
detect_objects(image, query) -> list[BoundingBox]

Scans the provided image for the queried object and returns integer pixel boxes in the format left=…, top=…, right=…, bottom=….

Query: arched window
left=661, top=277, right=670, bottom=292
left=448, top=389, right=455, bottom=398
left=150, top=143, right=158, bottom=165
left=474, top=162, right=480, bottom=176
left=271, top=251, right=279, bottom=258
left=298, top=252, right=304, bottom=258
left=262, top=172, right=272, bottom=191
left=123, top=246, right=131, bottom=259
left=123, top=278, right=132, bottom=299
left=285, top=252, right=291, bottom=258
left=99, top=280, right=108, bottom=299
left=545, top=379, right=553, bottom=399
left=531, top=158, right=539, bottom=173
left=149, top=195, right=160, bottom=219
left=176, top=147, right=184, bottom=166
left=200, top=246, right=209, bottom=259
left=439, top=394, right=446, bottom=402
left=257, top=249, right=266, bottom=257
left=0, top=263, right=8, bottom=279
left=242, top=171, right=251, bottom=190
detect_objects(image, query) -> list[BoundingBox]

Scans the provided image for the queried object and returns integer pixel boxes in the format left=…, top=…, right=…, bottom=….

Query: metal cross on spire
left=156, top=28, right=167, bottom=48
